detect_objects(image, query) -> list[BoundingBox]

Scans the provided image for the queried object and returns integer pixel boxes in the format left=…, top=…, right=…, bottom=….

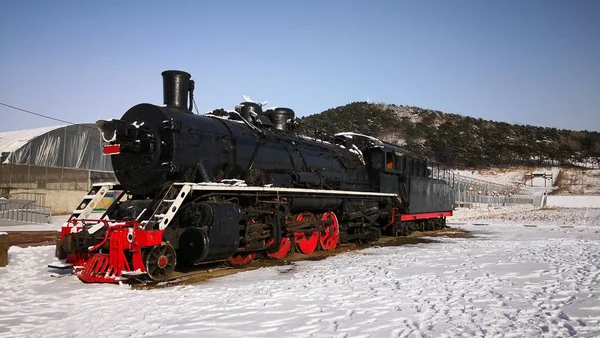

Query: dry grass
left=551, top=169, right=568, bottom=195
left=551, top=168, right=600, bottom=195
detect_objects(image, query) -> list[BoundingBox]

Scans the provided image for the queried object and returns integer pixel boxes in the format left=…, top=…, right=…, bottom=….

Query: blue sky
left=0, top=0, right=598, bottom=132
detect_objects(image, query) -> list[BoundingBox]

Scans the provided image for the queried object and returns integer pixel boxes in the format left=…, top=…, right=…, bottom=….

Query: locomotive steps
left=132, top=227, right=470, bottom=289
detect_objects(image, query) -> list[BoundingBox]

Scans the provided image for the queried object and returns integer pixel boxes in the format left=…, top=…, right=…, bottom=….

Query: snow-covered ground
left=0, top=215, right=73, bottom=232
left=452, top=205, right=600, bottom=227
left=1, top=206, right=600, bottom=338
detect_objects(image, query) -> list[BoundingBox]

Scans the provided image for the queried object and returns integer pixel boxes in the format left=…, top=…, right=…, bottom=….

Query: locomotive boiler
left=51, top=70, right=455, bottom=284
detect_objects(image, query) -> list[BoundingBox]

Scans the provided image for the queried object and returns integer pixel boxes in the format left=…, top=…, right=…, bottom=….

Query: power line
left=0, top=101, right=77, bottom=125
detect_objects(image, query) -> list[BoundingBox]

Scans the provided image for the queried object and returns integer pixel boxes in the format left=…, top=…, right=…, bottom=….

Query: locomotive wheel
left=266, top=237, right=292, bottom=259
left=145, top=243, right=177, bottom=282
left=227, top=253, right=256, bottom=267
left=318, top=212, right=339, bottom=251
left=294, top=232, right=319, bottom=254
left=294, top=213, right=319, bottom=254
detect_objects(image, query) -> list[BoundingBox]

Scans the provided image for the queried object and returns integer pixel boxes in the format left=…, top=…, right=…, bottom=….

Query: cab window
left=386, top=152, right=394, bottom=169
left=371, top=152, right=382, bottom=169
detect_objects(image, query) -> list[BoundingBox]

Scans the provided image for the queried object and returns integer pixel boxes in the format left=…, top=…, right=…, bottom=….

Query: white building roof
left=0, top=125, right=66, bottom=154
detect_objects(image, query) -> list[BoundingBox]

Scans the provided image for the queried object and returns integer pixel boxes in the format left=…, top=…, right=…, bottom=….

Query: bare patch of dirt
left=4, top=231, right=58, bottom=248
left=407, top=227, right=473, bottom=239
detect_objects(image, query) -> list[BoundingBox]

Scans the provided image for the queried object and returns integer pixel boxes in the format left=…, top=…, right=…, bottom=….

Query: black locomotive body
left=107, top=101, right=373, bottom=197
left=53, top=70, right=455, bottom=283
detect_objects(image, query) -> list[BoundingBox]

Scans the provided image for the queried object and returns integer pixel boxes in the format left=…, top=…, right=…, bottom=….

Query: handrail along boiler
left=52, top=70, right=455, bottom=283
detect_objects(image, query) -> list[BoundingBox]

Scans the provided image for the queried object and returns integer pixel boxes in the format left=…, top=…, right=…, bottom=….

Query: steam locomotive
left=52, top=70, right=454, bottom=283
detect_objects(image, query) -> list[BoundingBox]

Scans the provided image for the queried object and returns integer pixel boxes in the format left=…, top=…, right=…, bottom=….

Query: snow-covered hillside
left=455, top=168, right=529, bottom=188
left=455, top=166, right=600, bottom=196
left=554, top=168, right=600, bottom=195
left=1, top=206, right=599, bottom=338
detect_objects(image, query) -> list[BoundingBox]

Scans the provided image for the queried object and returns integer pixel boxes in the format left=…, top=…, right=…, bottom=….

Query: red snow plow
left=49, top=183, right=178, bottom=284
left=52, top=218, right=175, bottom=283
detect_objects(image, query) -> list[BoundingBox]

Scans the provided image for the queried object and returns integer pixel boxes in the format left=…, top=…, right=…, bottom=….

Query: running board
left=177, top=182, right=398, bottom=197
left=143, top=182, right=397, bottom=231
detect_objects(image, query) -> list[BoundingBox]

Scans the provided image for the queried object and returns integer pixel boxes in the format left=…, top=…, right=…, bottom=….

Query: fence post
left=0, top=233, right=8, bottom=267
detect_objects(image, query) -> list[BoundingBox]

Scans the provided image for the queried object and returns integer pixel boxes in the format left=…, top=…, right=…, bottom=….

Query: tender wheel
left=319, top=212, right=339, bottom=251
left=145, top=243, right=177, bottom=282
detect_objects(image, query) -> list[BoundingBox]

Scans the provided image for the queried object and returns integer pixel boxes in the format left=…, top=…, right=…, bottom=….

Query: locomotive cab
left=362, top=140, right=451, bottom=214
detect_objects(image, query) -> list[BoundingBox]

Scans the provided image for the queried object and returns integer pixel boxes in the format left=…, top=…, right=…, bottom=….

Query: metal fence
left=430, top=166, right=520, bottom=195
left=428, top=165, right=541, bottom=207
left=455, top=191, right=544, bottom=208
left=2, top=192, right=46, bottom=207
left=0, top=198, right=52, bottom=223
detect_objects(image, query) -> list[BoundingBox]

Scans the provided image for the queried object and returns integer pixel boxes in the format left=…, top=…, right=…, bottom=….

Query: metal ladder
left=69, top=183, right=123, bottom=221
left=145, top=184, right=192, bottom=230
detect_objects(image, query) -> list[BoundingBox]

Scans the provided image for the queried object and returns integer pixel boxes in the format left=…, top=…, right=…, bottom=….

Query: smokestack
left=162, top=70, right=192, bottom=111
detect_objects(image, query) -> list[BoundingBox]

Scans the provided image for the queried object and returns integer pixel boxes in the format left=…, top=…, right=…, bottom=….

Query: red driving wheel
left=227, top=253, right=255, bottom=267
left=319, top=212, right=339, bottom=251
left=267, top=236, right=292, bottom=259
left=294, top=213, right=319, bottom=254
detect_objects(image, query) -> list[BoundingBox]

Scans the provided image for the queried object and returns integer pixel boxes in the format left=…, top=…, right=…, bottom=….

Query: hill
left=296, top=102, right=600, bottom=169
